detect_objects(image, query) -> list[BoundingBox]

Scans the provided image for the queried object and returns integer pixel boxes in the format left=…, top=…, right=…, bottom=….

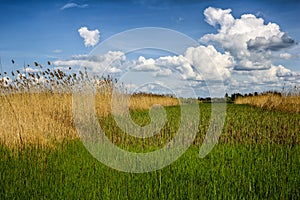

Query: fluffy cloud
left=78, top=27, right=100, bottom=47
left=54, top=48, right=299, bottom=95
left=279, top=53, right=292, bottom=59
left=53, top=51, right=125, bottom=74
left=60, top=3, right=88, bottom=10
left=275, top=65, right=298, bottom=77
left=54, top=44, right=234, bottom=92
left=132, top=56, right=160, bottom=72
left=200, top=7, right=300, bottom=92
left=201, top=7, right=296, bottom=70
left=229, top=64, right=299, bottom=91
left=153, top=68, right=173, bottom=77
left=130, top=45, right=234, bottom=82
left=185, top=45, right=234, bottom=81
left=247, top=33, right=295, bottom=51
left=204, top=7, right=234, bottom=32
left=24, top=67, right=42, bottom=73
left=156, top=55, right=200, bottom=80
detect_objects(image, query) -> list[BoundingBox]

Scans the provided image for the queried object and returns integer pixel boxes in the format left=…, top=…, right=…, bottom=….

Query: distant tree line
left=131, top=92, right=175, bottom=98
left=198, top=90, right=285, bottom=103
left=228, top=90, right=285, bottom=101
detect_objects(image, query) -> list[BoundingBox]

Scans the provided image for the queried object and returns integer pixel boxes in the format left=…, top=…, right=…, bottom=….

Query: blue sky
left=0, top=0, right=300, bottom=96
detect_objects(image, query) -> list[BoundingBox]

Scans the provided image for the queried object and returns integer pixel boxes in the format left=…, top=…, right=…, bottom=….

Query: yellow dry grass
left=129, top=95, right=179, bottom=110
left=0, top=65, right=180, bottom=148
left=0, top=93, right=75, bottom=148
left=0, top=91, right=179, bottom=148
left=235, top=94, right=300, bottom=113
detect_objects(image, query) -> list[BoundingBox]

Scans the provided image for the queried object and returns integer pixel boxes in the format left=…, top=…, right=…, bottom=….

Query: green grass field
left=1, top=104, right=300, bottom=199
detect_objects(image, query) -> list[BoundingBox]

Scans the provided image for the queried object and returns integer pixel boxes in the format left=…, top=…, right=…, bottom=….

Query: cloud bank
left=201, top=7, right=296, bottom=70
left=54, top=7, right=299, bottom=96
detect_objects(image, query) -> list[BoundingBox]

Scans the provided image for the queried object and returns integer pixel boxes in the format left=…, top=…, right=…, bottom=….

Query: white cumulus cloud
left=200, top=7, right=296, bottom=70
left=53, top=51, right=126, bottom=74
left=129, top=45, right=234, bottom=82
left=78, top=27, right=100, bottom=47
left=229, top=64, right=299, bottom=92
left=279, top=53, right=292, bottom=59
left=185, top=45, right=234, bottom=81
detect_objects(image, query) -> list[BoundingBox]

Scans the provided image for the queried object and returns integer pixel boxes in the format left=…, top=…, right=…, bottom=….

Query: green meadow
left=1, top=103, right=299, bottom=199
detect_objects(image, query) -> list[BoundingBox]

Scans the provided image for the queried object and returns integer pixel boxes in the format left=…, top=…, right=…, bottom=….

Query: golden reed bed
left=0, top=65, right=179, bottom=148
left=235, top=93, right=300, bottom=113
left=0, top=92, right=178, bottom=148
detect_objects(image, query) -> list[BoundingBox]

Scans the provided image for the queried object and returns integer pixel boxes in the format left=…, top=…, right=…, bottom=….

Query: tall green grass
left=99, top=104, right=299, bottom=151
left=1, top=141, right=299, bottom=199
left=1, top=104, right=299, bottom=199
